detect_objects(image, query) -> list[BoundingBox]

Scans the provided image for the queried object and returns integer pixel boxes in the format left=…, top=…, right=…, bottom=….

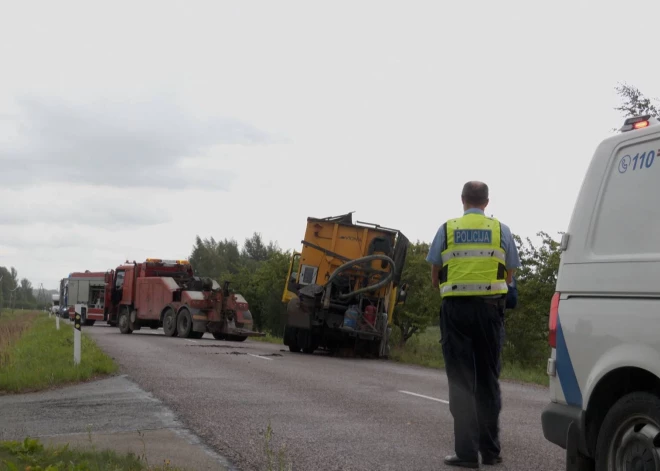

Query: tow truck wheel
left=595, top=391, right=660, bottom=470
left=162, top=308, right=177, bottom=337
left=176, top=308, right=193, bottom=338
left=118, top=307, right=133, bottom=334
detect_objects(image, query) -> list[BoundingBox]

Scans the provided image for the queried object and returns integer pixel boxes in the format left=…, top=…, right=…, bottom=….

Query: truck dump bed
left=282, top=212, right=409, bottom=356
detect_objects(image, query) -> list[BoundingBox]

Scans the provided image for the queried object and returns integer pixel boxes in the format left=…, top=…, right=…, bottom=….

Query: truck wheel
left=595, top=391, right=660, bottom=470
left=162, top=308, right=177, bottom=337
left=118, top=308, right=133, bottom=334
left=177, top=308, right=193, bottom=338
left=284, top=325, right=301, bottom=352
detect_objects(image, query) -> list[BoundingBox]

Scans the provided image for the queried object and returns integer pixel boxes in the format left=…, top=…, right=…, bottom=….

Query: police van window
left=591, top=139, right=660, bottom=257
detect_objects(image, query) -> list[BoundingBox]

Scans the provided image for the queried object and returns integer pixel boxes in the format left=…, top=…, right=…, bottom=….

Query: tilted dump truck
left=107, top=258, right=264, bottom=341
left=281, top=213, right=409, bottom=357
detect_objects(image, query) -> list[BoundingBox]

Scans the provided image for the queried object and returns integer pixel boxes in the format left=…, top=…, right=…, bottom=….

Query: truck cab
left=541, top=115, right=660, bottom=470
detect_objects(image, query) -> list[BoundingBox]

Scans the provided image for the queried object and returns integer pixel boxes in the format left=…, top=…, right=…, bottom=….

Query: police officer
left=426, top=181, right=521, bottom=468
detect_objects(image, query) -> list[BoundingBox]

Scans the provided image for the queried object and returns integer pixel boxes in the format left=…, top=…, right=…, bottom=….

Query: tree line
left=0, top=267, right=44, bottom=312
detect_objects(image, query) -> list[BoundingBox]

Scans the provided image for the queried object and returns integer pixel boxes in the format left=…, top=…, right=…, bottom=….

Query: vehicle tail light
left=549, top=292, right=560, bottom=348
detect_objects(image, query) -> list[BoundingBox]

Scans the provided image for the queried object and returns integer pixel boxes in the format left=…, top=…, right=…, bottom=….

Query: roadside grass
left=0, top=436, right=185, bottom=471
left=248, top=332, right=284, bottom=344
left=262, top=421, right=292, bottom=471
left=389, top=326, right=548, bottom=386
left=0, top=312, right=118, bottom=394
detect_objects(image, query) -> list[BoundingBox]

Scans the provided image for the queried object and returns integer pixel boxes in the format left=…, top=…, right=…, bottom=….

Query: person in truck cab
left=427, top=181, right=521, bottom=468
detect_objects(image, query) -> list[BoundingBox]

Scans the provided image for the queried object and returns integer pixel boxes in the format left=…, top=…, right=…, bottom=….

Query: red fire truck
left=63, top=271, right=108, bottom=326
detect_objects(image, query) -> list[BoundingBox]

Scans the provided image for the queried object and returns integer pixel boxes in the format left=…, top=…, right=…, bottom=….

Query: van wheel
left=595, top=391, right=660, bottom=470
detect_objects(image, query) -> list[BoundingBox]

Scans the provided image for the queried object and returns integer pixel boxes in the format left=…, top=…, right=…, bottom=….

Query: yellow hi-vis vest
left=439, top=213, right=509, bottom=298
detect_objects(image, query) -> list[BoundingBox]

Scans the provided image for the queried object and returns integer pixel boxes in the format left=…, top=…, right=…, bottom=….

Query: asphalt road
left=86, top=324, right=565, bottom=471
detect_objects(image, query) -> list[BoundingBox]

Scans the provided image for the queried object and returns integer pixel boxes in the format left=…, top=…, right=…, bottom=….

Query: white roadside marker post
left=74, top=304, right=84, bottom=366
left=56, top=312, right=60, bottom=330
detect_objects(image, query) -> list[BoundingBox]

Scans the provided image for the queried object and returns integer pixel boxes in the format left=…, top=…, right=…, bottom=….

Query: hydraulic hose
left=325, top=254, right=396, bottom=300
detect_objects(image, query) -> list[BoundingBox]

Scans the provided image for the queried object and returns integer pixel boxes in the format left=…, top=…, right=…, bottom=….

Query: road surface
left=87, top=325, right=565, bottom=471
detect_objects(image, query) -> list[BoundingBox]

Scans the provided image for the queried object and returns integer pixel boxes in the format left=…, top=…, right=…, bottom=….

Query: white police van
left=542, top=114, right=660, bottom=470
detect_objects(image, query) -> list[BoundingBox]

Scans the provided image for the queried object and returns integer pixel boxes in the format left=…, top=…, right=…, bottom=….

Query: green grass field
left=0, top=311, right=118, bottom=394
left=0, top=437, right=185, bottom=471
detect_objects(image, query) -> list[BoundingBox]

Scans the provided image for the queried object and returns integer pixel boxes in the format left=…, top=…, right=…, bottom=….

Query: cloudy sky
left=1, top=0, right=659, bottom=289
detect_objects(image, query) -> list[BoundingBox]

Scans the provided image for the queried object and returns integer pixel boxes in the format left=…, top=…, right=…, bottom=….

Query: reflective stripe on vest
left=440, top=281, right=509, bottom=296
left=441, top=248, right=506, bottom=264
left=439, top=213, right=508, bottom=298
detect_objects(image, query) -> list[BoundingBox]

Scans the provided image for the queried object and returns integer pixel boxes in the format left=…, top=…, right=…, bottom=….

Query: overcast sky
left=1, top=0, right=659, bottom=289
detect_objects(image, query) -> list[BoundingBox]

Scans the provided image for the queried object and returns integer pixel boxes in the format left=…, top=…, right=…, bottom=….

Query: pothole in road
left=186, top=344, right=247, bottom=349
left=209, top=352, right=285, bottom=357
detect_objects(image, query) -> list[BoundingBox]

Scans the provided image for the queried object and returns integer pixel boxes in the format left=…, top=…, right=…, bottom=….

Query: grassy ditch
left=0, top=311, right=117, bottom=393
left=388, top=326, right=548, bottom=386
left=0, top=437, right=184, bottom=471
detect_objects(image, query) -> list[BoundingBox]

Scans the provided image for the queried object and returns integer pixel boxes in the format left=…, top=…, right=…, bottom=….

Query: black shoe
left=482, top=455, right=502, bottom=465
left=443, top=455, right=479, bottom=468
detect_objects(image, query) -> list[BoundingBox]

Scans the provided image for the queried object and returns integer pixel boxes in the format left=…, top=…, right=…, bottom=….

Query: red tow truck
left=104, top=258, right=264, bottom=340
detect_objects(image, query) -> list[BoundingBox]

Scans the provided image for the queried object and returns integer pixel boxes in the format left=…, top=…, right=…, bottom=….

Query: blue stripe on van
left=555, top=315, right=582, bottom=407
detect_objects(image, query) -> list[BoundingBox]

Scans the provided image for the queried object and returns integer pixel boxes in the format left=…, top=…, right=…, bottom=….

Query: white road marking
left=248, top=353, right=273, bottom=361
left=399, top=390, right=449, bottom=404
left=186, top=339, right=198, bottom=343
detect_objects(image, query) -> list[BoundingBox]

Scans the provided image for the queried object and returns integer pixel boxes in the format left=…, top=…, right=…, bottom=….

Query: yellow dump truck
left=281, top=212, right=409, bottom=357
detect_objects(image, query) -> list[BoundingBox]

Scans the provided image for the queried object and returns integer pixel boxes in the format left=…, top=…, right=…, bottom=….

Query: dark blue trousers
left=440, top=296, right=503, bottom=462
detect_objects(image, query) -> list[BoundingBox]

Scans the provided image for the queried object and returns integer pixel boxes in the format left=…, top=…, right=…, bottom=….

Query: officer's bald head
left=461, top=181, right=489, bottom=209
